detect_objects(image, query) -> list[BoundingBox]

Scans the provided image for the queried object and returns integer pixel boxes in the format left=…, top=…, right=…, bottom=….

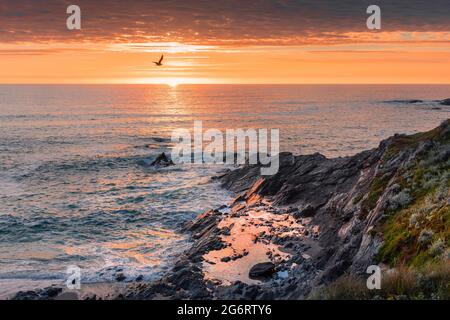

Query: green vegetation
left=361, top=172, right=393, bottom=215
left=312, top=261, right=449, bottom=300
left=353, top=193, right=364, bottom=205
left=376, top=188, right=449, bottom=267
left=376, top=144, right=449, bottom=267
left=360, top=120, right=449, bottom=268
left=322, top=121, right=450, bottom=300
left=386, top=121, right=449, bottom=152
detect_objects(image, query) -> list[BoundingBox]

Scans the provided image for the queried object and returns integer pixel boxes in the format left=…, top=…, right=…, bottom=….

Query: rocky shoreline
left=123, top=119, right=450, bottom=300
left=12, top=119, right=449, bottom=300
left=120, top=151, right=384, bottom=299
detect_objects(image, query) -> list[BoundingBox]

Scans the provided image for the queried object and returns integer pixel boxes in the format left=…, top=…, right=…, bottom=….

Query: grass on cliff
left=383, top=121, right=449, bottom=161
left=330, top=121, right=450, bottom=300
left=375, top=149, right=449, bottom=267
left=377, top=185, right=449, bottom=266
left=360, top=172, right=393, bottom=216
left=312, top=261, right=449, bottom=300
left=359, top=120, right=450, bottom=268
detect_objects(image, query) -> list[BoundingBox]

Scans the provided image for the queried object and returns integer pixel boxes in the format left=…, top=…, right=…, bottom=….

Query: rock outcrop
left=120, top=120, right=449, bottom=300
left=249, top=262, right=276, bottom=279
left=440, top=98, right=450, bottom=106
left=12, top=120, right=449, bottom=300
left=150, top=152, right=174, bottom=166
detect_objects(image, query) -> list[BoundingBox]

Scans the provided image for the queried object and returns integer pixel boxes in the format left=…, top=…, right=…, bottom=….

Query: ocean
left=0, top=84, right=449, bottom=296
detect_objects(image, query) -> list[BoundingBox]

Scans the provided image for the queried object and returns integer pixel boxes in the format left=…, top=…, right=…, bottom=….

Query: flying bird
left=153, top=55, right=164, bottom=66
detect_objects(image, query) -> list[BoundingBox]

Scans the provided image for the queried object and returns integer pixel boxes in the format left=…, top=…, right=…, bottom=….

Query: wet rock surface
left=249, top=262, right=276, bottom=279
left=150, top=152, right=174, bottom=167
left=13, top=287, right=63, bottom=300
left=440, top=98, right=450, bottom=106
left=123, top=120, right=448, bottom=300
left=12, top=120, right=449, bottom=300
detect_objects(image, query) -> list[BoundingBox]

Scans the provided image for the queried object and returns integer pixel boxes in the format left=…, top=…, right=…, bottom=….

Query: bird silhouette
left=153, top=55, right=164, bottom=66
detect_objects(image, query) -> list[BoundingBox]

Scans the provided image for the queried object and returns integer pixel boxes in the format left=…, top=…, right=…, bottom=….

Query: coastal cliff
left=121, top=119, right=449, bottom=300
left=13, top=120, right=449, bottom=300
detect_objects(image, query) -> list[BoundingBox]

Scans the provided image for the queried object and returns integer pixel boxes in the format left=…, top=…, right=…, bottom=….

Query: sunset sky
left=1, top=0, right=449, bottom=84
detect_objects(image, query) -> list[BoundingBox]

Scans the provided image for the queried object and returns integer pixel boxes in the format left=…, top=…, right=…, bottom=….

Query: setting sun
left=165, top=79, right=179, bottom=88
left=128, top=77, right=213, bottom=86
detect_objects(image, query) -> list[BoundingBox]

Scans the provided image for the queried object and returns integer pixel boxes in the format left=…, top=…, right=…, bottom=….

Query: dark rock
left=13, top=290, right=40, bottom=300
left=258, top=290, right=275, bottom=300
left=150, top=152, right=174, bottom=166
left=221, top=226, right=231, bottom=236
left=115, top=273, right=126, bottom=282
left=135, top=275, right=144, bottom=282
left=249, top=262, right=276, bottom=279
left=151, top=137, right=170, bottom=143
left=12, top=285, right=63, bottom=300
left=385, top=99, right=423, bottom=104
left=293, top=204, right=315, bottom=218
left=46, top=287, right=63, bottom=298
left=118, top=121, right=450, bottom=301
left=440, top=98, right=450, bottom=105
left=242, top=285, right=260, bottom=299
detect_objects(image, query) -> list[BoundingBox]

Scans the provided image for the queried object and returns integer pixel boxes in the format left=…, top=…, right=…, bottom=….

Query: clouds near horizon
left=0, top=0, right=449, bottom=84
